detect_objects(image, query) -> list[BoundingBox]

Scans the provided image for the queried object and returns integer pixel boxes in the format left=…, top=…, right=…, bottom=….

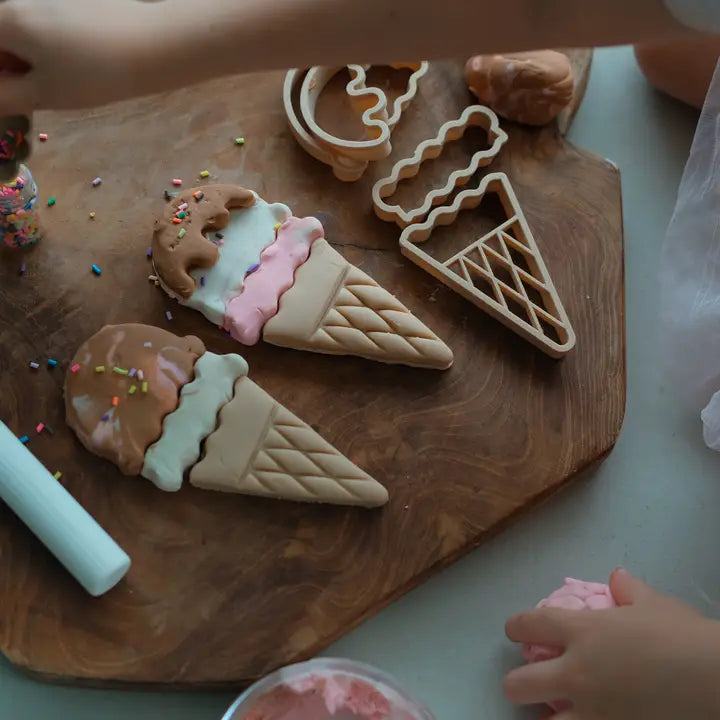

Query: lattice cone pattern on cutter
left=372, top=105, right=509, bottom=228
left=263, top=238, right=454, bottom=369
left=399, top=173, right=575, bottom=358
left=190, top=376, right=388, bottom=507
left=284, top=62, right=428, bottom=181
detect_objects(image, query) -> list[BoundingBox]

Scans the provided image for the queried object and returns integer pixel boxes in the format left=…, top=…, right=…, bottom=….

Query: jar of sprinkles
left=0, top=164, right=41, bottom=248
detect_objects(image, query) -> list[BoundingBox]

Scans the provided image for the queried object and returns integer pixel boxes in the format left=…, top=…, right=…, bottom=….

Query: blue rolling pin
left=0, top=420, right=131, bottom=596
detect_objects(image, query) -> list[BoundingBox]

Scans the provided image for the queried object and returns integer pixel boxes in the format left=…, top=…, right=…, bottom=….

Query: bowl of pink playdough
left=222, top=658, right=436, bottom=720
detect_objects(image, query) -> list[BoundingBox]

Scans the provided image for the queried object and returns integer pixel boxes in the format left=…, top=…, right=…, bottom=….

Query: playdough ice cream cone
left=151, top=184, right=453, bottom=370
left=65, top=324, right=387, bottom=507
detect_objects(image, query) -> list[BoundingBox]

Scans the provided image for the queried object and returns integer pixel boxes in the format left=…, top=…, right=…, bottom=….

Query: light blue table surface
left=1, top=46, right=711, bottom=719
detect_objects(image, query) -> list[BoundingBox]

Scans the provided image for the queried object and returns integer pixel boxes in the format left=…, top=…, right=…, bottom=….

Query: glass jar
left=0, top=164, right=41, bottom=248
left=222, top=658, right=436, bottom=720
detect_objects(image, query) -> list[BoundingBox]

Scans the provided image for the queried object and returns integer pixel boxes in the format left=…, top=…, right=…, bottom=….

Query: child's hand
left=504, top=569, right=720, bottom=719
left=0, top=0, right=165, bottom=113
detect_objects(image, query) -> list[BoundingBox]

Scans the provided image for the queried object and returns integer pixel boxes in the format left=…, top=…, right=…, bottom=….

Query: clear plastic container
left=222, top=658, right=436, bottom=720
left=0, top=164, right=41, bottom=248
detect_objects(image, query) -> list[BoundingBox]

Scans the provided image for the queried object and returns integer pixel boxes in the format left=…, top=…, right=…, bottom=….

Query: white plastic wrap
left=661, top=60, right=720, bottom=451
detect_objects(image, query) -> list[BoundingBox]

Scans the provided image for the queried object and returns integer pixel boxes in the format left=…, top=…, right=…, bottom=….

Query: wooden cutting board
left=0, top=55, right=624, bottom=688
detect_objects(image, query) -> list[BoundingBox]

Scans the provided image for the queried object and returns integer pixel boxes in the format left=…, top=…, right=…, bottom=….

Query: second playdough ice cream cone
left=65, top=324, right=388, bottom=507
left=151, top=185, right=453, bottom=369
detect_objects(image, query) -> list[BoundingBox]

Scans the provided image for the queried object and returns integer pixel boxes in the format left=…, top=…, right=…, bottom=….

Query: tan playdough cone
left=190, top=375, right=388, bottom=507
left=263, top=239, right=453, bottom=369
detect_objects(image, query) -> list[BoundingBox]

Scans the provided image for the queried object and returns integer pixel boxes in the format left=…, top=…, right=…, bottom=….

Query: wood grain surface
left=0, top=58, right=624, bottom=688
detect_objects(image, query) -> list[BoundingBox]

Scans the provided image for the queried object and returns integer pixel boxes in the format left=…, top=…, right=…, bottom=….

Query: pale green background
left=1, top=46, right=710, bottom=719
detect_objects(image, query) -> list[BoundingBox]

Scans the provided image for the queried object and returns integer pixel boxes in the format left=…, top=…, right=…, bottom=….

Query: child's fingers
left=549, top=711, right=579, bottom=720
left=503, top=657, right=568, bottom=705
left=609, top=568, right=656, bottom=607
left=505, top=607, right=576, bottom=645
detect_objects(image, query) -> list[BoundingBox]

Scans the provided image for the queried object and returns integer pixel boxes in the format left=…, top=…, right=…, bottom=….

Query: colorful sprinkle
left=101, top=413, right=110, bottom=422
left=47, top=359, right=57, bottom=368
left=172, top=217, right=182, bottom=224
left=137, top=369, right=145, bottom=381
left=19, top=436, right=29, bottom=444
left=38, top=133, right=48, bottom=141
left=193, top=191, right=204, bottom=201
left=199, top=170, right=210, bottom=178
left=29, top=361, right=40, bottom=370
left=142, top=343, right=152, bottom=349
left=178, top=202, right=188, bottom=211
left=53, top=471, right=62, bottom=480
left=128, top=385, right=137, bottom=395
left=89, top=211, right=95, bottom=219
left=19, top=261, right=26, bottom=275
left=113, top=367, right=129, bottom=375
left=172, top=178, right=183, bottom=186
left=47, top=197, right=56, bottom=207
left=200, top=276, right=206, bottom=286
left=129, top=368, right=137, bottom=378
left=141, top=381, right=148, bottom=394
left=92, top=177, right=102, bottom=187
left=166, top=310, right=173, bottom=321
left=176, top=211, right=187, bottom=219
left=36, top=423, right=44, bottom=434
left=247, top=263, right=260, bottom=274
left=71, top=363, right=81, bottom=373
left=148, top=274, right=158, bottom=282
left=235, top=137, right=245, bottom=145
left=146, top=247, right=152, bottom=257
left=177, top=228, right=186, bottom=239
left=112, top=396, right=119, bottom=407
left=95, top=365, right=106, bottom=373
left=91, top=264, right=102, bottom=276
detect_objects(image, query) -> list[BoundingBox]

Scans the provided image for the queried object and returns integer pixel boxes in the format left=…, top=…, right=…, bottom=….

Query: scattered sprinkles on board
left=112, top=396, right=119, bottom=407
left=19, top=261, right=25, bottom=276
left=29, top=361, right=39, bottom=370
left=19, top=435, right=29, bottom=444
left=91, top=264, right=102, bottom=276
left=235, top=137, right=245, bottom=145
left=95, top=365, right=106, bottom=373
left=172, top=178, right=183, bottom=186
left=36, top=423, right=44, bottom=434
left=146, top=246, right=152, bottom=258
left=177, top=228, right=186, bottom=239
left=199, top=170, right=210, bottom=179
left=101, top=412, right=110, bottom=422
left=141, top=381, right=149, bottom=394
left=47, top=359, right=57, bottom=368
left=47, top=197, right=56, bottom=207
left=92, top=177, right=102, bottom=187
left=38, top=133, right=48, bottom=142
left=89, top=211, right=95, bottom=219
left=53, top=471, right=62, bottom=480
left=71, top=363, right=81, bottom=373
left=193, top=191, right=204, bottom=201
left=166, top=310, right=173, bottom=321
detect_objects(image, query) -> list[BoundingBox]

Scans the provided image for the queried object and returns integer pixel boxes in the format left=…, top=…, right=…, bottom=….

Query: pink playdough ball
left=521, top=578, right=616, bottom=712
left=523, top=578, right=615, bottom=663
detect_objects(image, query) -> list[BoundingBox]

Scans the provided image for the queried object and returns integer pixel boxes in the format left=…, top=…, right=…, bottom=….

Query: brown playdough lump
left=465, top=50, right=574, bottom=126
left=152, top=184, right=256, bottom=299
left=65, top=324, right=205, bottom=476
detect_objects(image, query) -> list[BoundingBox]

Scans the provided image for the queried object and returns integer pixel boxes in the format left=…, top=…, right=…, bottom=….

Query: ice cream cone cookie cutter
left=283, top=69, right=369, bottom=182
left=372, top=105, right=508, bottom=228
left=398, top=172, right=575, bottom=358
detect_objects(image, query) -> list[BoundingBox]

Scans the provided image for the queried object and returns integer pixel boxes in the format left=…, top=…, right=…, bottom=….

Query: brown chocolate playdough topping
left=64, top=324, right=205, bottom=476
left=152, top=184, right=256, bottom=299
